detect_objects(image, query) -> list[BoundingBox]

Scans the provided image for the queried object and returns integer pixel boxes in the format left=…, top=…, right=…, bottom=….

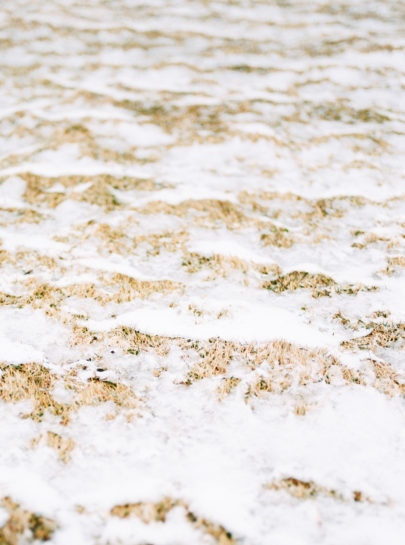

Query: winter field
left=0, top=0, right=405, bottom=543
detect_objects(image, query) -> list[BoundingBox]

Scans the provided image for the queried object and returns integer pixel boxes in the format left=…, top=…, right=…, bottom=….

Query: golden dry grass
left=217, top=377, right=241, bottom=400
left=239, top=191, right=372, bottom=221
left=267, top=478, right=368, bottom=503
left=283, top=102, right=390, bottom=124
left=107, top=326, right=172, bottom=356
left=111, top=497, right=178, bottom=523
left=12, top=123, right=139, bottom=166
left=114, top=101, right=232, bottom=144
left=106, top=273, right=182, bottom=303
left=383, top=256, right=405, bottom=275
left=31, top=431, right=75, bottom=464
left=341, top=320, right=405, bottom=350
left=263, top=271, right=375, bottom=297
left=74, top=376, right=138, bottom=412
left=185, top=339, right=235, bottom=382
left=0, top=207, right=47, bottom=226
left=238, top=191, right=403, bottom=247
left=182, top=252, right=249, bottom=275
left=181, top=251, right=281, bottom=280
left=21, top=172, right=122, bottom=210
left=0, top=497, right=55, bottom=545
left=111, top=497, right=235, bottom=544
left=243, top=341, right=342, bottom=397
left=0, top=363, right=139, bottom=425
left=351, top=231, right=397, bottom=250
left=177, top=337, right=404, bottom=398
left=0, top=363, right=69, bottom=423
left=368, top=360, right=404, bottom=397
left=73, top=327, right=404, bottom=399
left=11, top=251, right=60, bottom=273
left=260, top=227, right=295, bottom=248
left=0, top=275, right=182, bottom=318
left=263, top=271, right=336, bottom=297
left=19, top=172, right=165, bottom=212
left=68, top=222, right=189, bottom=256
left=0, top=249, right=9, bottom=264
left=138, top=198, right=251, bottom=229
left=247, top=352, right=404, bottom=399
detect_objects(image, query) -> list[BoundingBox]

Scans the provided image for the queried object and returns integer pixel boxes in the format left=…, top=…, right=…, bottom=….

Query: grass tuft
left=0, top=497, right=56, bottom=545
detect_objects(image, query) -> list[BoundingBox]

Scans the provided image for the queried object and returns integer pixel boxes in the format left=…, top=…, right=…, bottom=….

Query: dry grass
left=12, top=251, right=60, bottom=273
left=263, top=271, right=336, bottom=297
left=333, top=311, right=358, bottom=329
left=217, top=377, right=241, bottom=400
left=0, top=249, right=9, bottom=265
left=342, top=321, right=405, bottom=350
left=244, top=341, right=342, bottom=396
left=84, top=222, right=130, bottom=254
left=111, top=497, right=235, bottom=544
left=0, top=363, right=139, bottom=424
left=111, top=497, right=178, bottom=523
left=0, top=497, right=55, bottom=545
left=2, top=4, right=404, bottom=541
left=267, top=478, right=367, bottom=503
left=74, top=376, right=138, bottom=412
left=181, top=251, right=281, bottom=280
left=20, top=172, right=162, bottom=212
left=76, top=330, right=342, bottom=396
left=108, top=326, right=172, bottom=356
left=31, top=431, right=75, bottom=463
left=105, top=273, right=182, bottom=303
left=351, top=231, right=397, bottom=250
left=0, top=207, right=47, bottom=226
left=178, top=337, right=404, bottom=398
left=76, top=329, right=349, bottom=397
left=383, top=256, right=405, bottom=275
left=137, top=195, right=302, bottom=240
left=239, top=191, right=372, bottom=221
left=184, top=338, right=330, bottom=387
left=263, top=270, right=375, bottom=297
left=247, top=351, right=404, bottom=399
left=71, top=324, right=172, bottom=356
left=138, top=199, right=259, bottom=230
left=75, top=222, right=189, bottom=256
left=239, top=191, right=397, bottom=246
left=115, top=101, right=231, bottom=144
left=185, top=339, right=235, bottom=382
left=21, top=172, right=123, bottom=210
left=260, top=227, right=295, bottom=248
left=283, top=102, right=390, bottom=124
left=0, top=363, right=69, bottom=423
left=80, top=327, right=405, bottom=399
left=21, top=123, right=141, bottom=165
left=182, top=252, right=248, bottom=275
left=70, top=324, right=103, bottom=348
left=132, top=230, right=189, bottom=256
left=0, top=275, right=182, bottom=317
left=369, top=360, right=404, bottom=397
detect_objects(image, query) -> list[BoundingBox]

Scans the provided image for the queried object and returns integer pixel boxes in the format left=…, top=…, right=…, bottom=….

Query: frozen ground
left=0, top=0, right=405, bottom=544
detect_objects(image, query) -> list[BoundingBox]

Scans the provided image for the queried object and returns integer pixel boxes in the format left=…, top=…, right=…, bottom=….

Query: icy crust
left=1, top=0, right=405, bottom=544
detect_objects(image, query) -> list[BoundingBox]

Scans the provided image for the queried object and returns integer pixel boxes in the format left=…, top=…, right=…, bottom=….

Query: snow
left=0, top=308, right=71, bottom=363
left=83, top=299, right=339, bottom=347
left=0, top=176, right=26, bottom=207
left=0, top=0, right=405, bottom=544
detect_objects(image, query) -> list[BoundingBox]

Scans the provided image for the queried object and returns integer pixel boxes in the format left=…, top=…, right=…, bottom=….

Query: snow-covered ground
left=1, top=0, right=405, bottom=543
